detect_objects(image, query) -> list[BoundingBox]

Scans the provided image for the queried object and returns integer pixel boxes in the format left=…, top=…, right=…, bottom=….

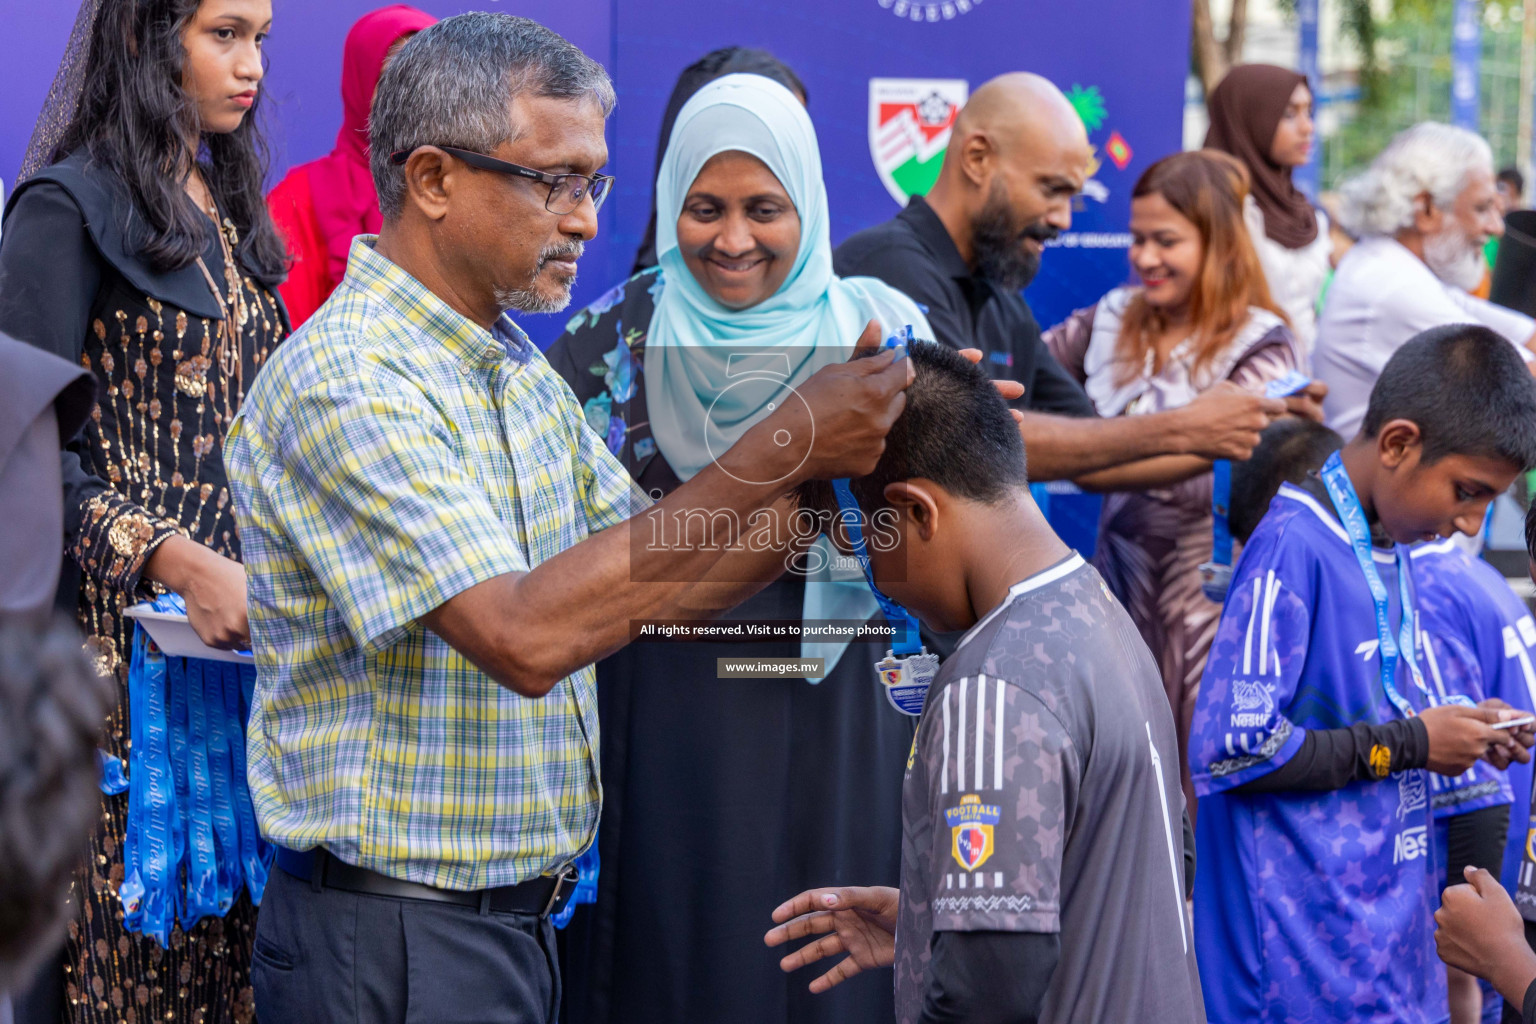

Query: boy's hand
left=1435, top=866, right=1536, bottom=1006
left=764, top=886, right=900, bottom=994
left=1478, top=698, right=1535, bottom=770
left=1421, top=705, right=1528, bottom=775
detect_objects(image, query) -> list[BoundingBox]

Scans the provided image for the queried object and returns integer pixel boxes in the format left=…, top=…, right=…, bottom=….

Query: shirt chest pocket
left=504, top=425, right=587, bottom=568
left=456, top=367, right=589, bottom=569
left=517, top=452, right=585, bottom=567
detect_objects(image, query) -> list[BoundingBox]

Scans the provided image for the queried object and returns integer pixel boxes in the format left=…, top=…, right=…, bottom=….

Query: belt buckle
left=541, top=865, right=577, bottom=918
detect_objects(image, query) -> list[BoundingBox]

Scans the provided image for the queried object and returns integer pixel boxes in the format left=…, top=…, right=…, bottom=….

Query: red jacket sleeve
left=267, top=168, right=330, bottom=328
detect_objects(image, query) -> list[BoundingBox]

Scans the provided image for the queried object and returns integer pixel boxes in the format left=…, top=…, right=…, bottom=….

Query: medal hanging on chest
left=875, top=649, right=940, bottom=716
left=830, top=327, right=937, bottom=718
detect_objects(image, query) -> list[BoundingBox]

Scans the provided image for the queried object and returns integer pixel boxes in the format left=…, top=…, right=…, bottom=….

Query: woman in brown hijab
left=1206, top=64, right=1331, bottom=360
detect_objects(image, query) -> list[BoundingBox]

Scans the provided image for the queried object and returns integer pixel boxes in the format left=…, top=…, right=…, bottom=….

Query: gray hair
left=1337, top=122, right=1494, bottom=238
left=370, top=13, right=616, bottom=220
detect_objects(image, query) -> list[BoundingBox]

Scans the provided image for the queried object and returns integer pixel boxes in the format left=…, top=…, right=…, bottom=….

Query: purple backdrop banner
left=2, top=0, right=1190, bottom=345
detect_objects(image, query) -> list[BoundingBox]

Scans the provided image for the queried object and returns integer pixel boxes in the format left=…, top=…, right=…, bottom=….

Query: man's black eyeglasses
left=389, top=145, right=613, bottom=215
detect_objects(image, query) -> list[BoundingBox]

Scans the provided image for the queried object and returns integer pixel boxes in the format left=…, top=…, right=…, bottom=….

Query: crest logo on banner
left=869, top=78, right=968, bottom=207
left=946, top=793, right=999, bottom=872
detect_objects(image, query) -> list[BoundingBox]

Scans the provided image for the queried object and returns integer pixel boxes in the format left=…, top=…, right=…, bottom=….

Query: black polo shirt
left=834, top=197, right=1096, bottom=417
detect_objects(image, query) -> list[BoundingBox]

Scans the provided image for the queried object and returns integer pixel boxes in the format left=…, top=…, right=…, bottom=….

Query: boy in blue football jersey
left=1414, top=535, right=1536, bottom=1024
left=1230, top=418, right=1525, bottom=1023
left=1435, top=502, right=1536, bottom=1024
left=1190, top=324, right=1536, bottom=1024
left=1413, top=537, right=1536, bottom=890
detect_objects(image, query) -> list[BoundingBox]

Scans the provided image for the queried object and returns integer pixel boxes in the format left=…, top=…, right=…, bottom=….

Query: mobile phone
left=1492, top=716, right=1536, bottom=731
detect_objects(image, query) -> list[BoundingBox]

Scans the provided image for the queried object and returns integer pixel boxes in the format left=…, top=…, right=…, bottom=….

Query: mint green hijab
left=646, top=73, right=932, bottom=478
left=644, top=73, right=933, bottom=678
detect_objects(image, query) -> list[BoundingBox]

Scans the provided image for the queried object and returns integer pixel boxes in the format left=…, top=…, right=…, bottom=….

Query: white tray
left=123, top=604, right=254, bottom=665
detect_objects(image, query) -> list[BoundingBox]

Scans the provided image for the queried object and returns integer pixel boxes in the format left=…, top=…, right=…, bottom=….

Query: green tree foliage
left=1268, top=0, right=1526, bottom=188
left=1326, top=1, right=1529, bottom=187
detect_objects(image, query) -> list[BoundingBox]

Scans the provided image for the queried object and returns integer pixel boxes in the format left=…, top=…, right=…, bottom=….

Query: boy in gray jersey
left=768, top=340, right=1204, bottom=1023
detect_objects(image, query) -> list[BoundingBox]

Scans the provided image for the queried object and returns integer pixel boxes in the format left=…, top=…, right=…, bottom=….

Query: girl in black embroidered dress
left=0, top=1, right=287, bottom=1021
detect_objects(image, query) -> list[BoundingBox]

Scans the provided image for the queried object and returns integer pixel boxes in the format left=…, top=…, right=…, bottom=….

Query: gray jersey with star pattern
left=894, top=555, right=1205, bottom=1024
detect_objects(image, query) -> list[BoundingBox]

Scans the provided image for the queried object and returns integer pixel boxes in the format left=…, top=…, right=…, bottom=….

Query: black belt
left=274, top=846, right=577, bottom=918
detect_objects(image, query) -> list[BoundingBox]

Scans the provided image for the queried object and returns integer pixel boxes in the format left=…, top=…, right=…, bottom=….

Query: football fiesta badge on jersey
left=869, top=78, right=968, bottom=207
left=946, top=793, right=1000, bottom=872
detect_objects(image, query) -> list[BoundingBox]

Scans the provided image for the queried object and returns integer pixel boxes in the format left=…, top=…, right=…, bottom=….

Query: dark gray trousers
left=252, top=865, right=561, bottom=1024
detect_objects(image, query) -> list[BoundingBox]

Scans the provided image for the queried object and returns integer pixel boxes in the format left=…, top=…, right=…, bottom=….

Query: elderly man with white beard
left=1314, top=122, right=1536, bottom=439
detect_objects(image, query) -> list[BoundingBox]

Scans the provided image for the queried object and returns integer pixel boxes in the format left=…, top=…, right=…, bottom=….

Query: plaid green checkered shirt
left=226, top=237, right=645, bottom=889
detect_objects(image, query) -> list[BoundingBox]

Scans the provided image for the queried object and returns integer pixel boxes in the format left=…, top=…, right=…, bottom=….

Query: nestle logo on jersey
left=1229, top=680, right=1275, bottom=728
left=1394, top=825, right=1429, bottom=864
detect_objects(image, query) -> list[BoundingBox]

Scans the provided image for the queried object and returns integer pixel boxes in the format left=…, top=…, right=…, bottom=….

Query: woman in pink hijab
left=267, top=5, right=435, bottom=326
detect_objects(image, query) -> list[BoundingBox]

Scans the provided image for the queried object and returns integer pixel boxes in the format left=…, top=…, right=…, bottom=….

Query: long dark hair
left=52, top=0, right=286, bottom=277
left=631, top=46, right=807, bottom=274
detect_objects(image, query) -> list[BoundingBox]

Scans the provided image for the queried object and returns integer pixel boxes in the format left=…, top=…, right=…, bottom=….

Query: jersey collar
left=956, top=552, right=1086, bottom=651
left=1277, top=481, right=1398, bottom=563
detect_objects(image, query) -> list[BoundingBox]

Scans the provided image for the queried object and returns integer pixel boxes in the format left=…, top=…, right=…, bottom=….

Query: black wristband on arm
left=1231, top=717, right=1429, bottom=794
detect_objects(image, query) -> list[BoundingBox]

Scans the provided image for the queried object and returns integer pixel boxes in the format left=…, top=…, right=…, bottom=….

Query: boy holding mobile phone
left=1191, top=324, right=1536, bottom=1024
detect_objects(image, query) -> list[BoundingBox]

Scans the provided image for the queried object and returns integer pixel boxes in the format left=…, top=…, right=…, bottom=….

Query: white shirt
left=1081, top=287, right=1291, bottom=416
left=1313, top=236, right=1536, bottom=438
left=1246, top=196, right=1332, bottom=364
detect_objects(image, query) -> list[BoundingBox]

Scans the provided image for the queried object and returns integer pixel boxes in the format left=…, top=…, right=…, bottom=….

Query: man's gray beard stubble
left=495, top=280, right=573, bottom=315
left=1422, top=224, right=1486, bottom=293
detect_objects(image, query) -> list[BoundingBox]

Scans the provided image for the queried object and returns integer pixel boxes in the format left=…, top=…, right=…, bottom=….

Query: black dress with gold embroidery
left=0, top=150, right=287, bottom=1024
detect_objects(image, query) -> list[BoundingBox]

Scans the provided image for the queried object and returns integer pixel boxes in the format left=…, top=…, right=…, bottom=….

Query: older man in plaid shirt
left=224, top=15, right=910, bottom=1024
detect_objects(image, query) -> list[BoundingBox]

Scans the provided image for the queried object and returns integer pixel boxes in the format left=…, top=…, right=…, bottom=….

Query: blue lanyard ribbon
left=1210, top=458, right=1234, bottom=568
left=830, top=326, right=922, bottom=658
left=831, top=479, right=923, bottom=656
left=1209, top=371, right=1314, bottom=571
left=205, top=662, right=242, bottom=916
left=183, top=658, right=220, bottom=927
left=1319, top=450, right=1427, bottom=719
left=120, top=594, right=274, bottom=948
left=123, top=616, right=178, bottom=945
left=224, top=661, right=272, bottom=905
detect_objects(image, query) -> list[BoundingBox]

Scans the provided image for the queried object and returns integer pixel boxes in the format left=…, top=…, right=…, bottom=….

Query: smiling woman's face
left=676, top=151, right=801, bottom=310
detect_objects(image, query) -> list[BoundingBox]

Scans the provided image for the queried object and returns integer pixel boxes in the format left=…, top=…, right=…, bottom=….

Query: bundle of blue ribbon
left=111, top=593, right=272, bottom=946
left=108, top=594, right=598, bottom=936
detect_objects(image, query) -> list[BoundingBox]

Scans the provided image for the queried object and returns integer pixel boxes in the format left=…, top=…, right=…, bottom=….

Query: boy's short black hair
left=794, top=339, right=1028, bottom=517
left=1498, top=166, right=1525, bottom=198
left=1229, top=419, right=1343, bottom=544
left=1360, top=324, right=1536, bottom=470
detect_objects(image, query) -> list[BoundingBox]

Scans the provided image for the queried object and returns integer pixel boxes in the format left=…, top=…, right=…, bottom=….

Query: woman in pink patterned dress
left=1044, top=150, right=1302, bottom=810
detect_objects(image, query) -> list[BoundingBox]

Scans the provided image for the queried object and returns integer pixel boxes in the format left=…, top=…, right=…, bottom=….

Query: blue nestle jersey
left=1413, top=539, right=1533, bottom=894
left=1190, top=483, right=1446, bottom=1024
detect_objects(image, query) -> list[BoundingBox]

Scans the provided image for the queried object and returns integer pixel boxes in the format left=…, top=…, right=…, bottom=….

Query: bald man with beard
left=837, top=73, right=1322, bottom=483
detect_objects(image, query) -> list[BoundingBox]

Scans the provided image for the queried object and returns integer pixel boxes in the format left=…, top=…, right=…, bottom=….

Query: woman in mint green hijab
left=547, top=72, right=930, bottom=1024
left=644, top=73, right=932, bottom=477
